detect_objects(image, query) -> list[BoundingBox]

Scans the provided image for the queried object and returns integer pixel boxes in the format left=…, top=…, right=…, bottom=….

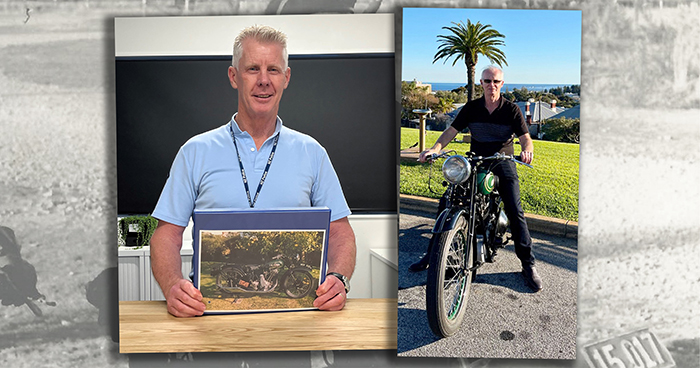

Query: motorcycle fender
left=287, top=265, right=313, bottom=276
left=283, top=266, right=313, bottom=285
left=297, top=264, right=313, bottom=272
left=432, top=207, right=468, bottom=234
left=285, top=265, right=313, bottom=276
left=218, top=265, right=245, bottom=276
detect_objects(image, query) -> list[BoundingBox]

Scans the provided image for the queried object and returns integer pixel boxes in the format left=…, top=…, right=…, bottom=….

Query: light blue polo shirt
left=152, top=115, right=351, bottom=227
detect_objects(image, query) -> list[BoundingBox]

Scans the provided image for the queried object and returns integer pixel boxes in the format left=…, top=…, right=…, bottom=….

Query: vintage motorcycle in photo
left=425, top=151, right=532, bottom=338
left=212, top=254, right=315, bottom=299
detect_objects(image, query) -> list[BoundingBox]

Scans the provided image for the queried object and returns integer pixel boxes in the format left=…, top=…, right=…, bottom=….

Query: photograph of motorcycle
left=424, top=151, right=532, bottom=338
left=212, top=254, right=315, bottom=299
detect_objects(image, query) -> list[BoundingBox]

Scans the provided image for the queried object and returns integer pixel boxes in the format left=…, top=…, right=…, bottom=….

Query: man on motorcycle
left=150, top=25, right=356, bottom=317
left=410, top=65, right=542, bottom=292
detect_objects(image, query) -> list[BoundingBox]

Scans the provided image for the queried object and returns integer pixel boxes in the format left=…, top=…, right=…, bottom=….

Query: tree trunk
left=466, top=65, right=476, bottom=102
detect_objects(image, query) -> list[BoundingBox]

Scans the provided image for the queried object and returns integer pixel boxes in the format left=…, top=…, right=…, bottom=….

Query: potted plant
left=118, top=215, right=158, bottom=248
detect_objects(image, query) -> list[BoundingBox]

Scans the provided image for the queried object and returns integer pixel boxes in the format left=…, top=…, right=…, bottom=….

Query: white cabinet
left=117, top=247, right=146, bottom=301
left=118, top=246, right=193, bottom=301
left=345, top=214, right=398, bottom=298
left=369, top=248, right=398, bottom=298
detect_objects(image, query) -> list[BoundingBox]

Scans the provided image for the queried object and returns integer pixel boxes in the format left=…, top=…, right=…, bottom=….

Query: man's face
left=480, top=69, right=504, bottom=99
left=228, top=39, right=290, bottom=122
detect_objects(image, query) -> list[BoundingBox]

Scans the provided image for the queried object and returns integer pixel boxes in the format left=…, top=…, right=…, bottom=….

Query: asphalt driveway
left=398, top=209, right=578, bottom=360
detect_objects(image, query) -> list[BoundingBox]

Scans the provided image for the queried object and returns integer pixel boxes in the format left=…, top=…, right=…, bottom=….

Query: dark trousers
left=436, top=161, right=535, bottom=266
left=491, top=161, right=535, bottom=266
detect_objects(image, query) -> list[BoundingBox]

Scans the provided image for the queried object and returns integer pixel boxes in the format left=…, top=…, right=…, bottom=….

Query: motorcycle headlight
left=442, top=156, right=471, bottom=184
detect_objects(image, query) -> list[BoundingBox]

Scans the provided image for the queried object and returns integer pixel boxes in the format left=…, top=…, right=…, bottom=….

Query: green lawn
left=400, top=128, right=579, bottom=221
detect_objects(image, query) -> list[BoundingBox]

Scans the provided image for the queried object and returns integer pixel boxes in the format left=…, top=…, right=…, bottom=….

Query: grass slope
left=400, top=128, right=579, bottom=221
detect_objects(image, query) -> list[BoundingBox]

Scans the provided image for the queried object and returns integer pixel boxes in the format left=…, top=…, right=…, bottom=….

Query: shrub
left=542, top=118, right=580, bottom=143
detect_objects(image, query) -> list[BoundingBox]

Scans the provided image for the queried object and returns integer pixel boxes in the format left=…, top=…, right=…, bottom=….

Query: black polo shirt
left=451, top=96, right=528, bottom=156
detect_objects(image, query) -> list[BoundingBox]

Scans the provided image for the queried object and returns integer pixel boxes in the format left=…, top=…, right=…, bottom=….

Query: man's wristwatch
left=326, top=272, right=350, bottom=294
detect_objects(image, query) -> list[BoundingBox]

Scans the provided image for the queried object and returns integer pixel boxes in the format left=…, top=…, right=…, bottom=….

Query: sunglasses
left=482, top=79, right=502, bottom=84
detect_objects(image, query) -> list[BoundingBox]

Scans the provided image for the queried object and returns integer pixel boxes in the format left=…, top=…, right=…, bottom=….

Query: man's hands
left=418, top=148, right=441, bottom=163
left=418, top=126, right=459, bottom=163
left=316, top=217, right=355, bottom=311
left=153, top=215, right=356, bottom=315
left=164, top=279, right=206, bottom=317
left=151, top=220, right=205, bottom=317
left=313, top=274, right=347, bottom=311
left=517, top=133, right=534, bottom=165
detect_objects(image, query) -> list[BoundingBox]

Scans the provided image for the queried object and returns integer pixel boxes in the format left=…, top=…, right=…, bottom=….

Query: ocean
left=429, top=82, right=574, bottom=92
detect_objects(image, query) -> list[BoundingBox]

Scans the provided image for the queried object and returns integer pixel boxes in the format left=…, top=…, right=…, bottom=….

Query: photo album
left=192, top=208, right=330, bottom=314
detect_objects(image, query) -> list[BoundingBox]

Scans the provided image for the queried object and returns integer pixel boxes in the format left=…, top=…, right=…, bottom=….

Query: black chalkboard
left=116, top=54, right=397, bottom=215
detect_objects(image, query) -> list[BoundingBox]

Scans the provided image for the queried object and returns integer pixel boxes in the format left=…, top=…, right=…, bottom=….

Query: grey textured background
left=0, top=0, right=698, bottom=367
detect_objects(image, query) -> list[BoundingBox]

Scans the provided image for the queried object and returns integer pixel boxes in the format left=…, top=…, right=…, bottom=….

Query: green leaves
left=201, top=231, right=324, bottom=264
left=433, top=20, right=508, bottom=68
left=541, top=118, right=580, bottom=143
left=117, top=215, right=158, bottom=248
left=433, top=19, right=508, bottom=102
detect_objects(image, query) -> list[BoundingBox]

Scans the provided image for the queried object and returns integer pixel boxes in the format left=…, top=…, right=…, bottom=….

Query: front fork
left=432, top=181, right=485, bottom=271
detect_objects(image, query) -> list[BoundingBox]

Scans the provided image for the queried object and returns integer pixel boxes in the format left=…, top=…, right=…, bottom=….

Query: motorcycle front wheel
left=282, top=268, right=314, bottom=299
left=426, top=215, right=475, bottom=338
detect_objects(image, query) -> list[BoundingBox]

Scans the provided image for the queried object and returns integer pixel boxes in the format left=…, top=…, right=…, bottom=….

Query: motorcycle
left=424, top=151, right=532, bottom=338
left=212, top=254, right=315, bottom=299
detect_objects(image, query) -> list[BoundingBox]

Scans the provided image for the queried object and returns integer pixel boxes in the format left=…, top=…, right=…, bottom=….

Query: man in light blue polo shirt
left=150, top=25, right=356, bottom=317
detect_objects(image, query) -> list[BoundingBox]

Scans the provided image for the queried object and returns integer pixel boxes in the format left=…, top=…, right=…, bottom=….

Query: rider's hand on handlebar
left=164, top=278, right=206, bottom=317
left=418, top=148, right=440, bottom=163
left=519, top=151, right=534, bottom=165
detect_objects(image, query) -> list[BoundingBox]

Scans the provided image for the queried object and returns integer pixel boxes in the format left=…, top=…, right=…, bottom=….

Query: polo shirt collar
left=230, top=113, right=283, bottom=139
left=480, top=95, right=505, bottom=109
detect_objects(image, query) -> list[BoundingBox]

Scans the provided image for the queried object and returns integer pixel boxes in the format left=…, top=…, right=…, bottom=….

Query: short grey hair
left=232, top=25, right=288, bottom=70
left=481, top=65, right=503, bottom=79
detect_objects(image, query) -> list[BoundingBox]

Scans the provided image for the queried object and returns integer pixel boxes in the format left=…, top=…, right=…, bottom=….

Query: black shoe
left=408, top=254, right=430, bottom=272
left=522, top=265, right=543, bottom=291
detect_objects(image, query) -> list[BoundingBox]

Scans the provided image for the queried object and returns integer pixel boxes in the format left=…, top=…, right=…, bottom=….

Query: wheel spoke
left=442, top=231, right=468, bottom=319
left=284, top=270, right=312, bottom=298
left=426, top=216, right=475, bottom=337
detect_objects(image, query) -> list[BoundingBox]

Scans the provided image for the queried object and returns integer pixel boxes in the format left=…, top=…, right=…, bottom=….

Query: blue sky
left=401, top=7, right=582, bottom=85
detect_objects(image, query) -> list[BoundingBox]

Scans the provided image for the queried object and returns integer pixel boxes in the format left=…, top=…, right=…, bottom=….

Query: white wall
left=115, top=14, right=394, bottom=57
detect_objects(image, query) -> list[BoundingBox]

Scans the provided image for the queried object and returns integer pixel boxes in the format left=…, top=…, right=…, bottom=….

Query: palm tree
left=433, top=20, right=508, bottom=102
left=435, top=96, right=455, bottom=114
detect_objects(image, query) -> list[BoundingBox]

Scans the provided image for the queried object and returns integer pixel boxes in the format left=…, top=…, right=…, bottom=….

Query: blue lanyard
left=229, top=124, right=280, bottom=208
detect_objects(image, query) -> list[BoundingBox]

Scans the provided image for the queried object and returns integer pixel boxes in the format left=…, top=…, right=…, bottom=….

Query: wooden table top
left=119, top=298, right=397, bottom=353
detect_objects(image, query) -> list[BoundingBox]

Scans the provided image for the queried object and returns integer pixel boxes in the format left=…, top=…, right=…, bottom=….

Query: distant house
left=564, top=92, right=580, bottom=102
left=516, top=100, right=567, bottom=123
left=549, top=104, right=580, bottom=120
left=431, top=100, right=578, bottom=138
left=516, top=100, right=568, bottom=138
left=413, top=79, right=432, bottom=94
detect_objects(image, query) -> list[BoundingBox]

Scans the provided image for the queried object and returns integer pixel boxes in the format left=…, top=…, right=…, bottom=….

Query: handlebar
left=474, top=152, right=533, bottom=168
left=420, top=150, right=455, bottom=163
left=421, top=151, right=533, bottom=168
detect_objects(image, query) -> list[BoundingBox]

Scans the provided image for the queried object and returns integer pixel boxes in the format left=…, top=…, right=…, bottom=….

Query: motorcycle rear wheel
left=282, top=268, right=314, bottom=299
left=426, top=215, right=475, bottom=338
